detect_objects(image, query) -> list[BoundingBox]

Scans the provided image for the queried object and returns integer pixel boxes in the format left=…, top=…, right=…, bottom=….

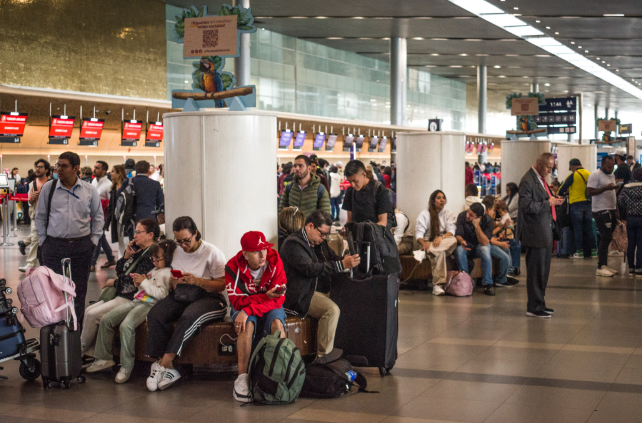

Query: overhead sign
left=79, top=118, right=105, bottom=141
left=547, top=126, right=576, bottom=134
left=122, top=120, right=142, bottom=141
left=146, top=122, right=164, bottom=142
left=511, top=98, right=539, bottom=116
left=49, top=115, right=75, bottom=139
left=183, top=15, right=238, bottom=58
left=619, top=123, right=632, bottom=134
left=540, top=97, right=577, bottom=112
left=533, top=113, right=576, bottom=125
left=0, top=112, right=27, bottom=137
left=598, top=119, right=617, bottom=132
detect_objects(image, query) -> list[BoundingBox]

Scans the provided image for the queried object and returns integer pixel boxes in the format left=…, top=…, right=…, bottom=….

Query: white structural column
left=396, top=131, right=465, bottom=231
left=477, top=65, right=487, bottom=134
left=234, top=0, right=251, bottom=87
left=390, top=37, right=407, bottom=126
left=163, top=111, right=277, bottom=260
left=501, top=140, right=557, bottom=193
left=557, top=144, right=597, bottom=176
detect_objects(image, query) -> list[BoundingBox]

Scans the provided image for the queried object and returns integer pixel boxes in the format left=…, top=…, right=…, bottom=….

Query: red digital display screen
left=49, top=115, right=75, bottom=138
left=0, top=113, right=28, bottom=137
left=79, top=118, right=105, bottom=141
left=122, top=120, right=142, bottom=141
left=146, top=122, right=163, bottom=142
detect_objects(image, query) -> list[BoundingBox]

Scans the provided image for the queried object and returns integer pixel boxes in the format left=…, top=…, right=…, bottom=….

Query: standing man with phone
left=91, top=160, right=116, bottom=272
left=18, top=159, right=51, bottom=273
left=517, top=153, right=565, bottom=318
left=587, top=155, right=620, bottom=277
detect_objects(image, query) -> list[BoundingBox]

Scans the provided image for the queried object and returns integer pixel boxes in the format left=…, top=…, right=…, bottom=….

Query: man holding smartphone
left=225, top=231, right=287, bottom=403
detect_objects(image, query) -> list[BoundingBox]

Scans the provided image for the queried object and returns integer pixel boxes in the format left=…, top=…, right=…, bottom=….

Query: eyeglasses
left=315, top=227, right=329, bottom=239
left=151, top=256, right=165, bottom=263
left=134, top=230, right=150, bottom=235
left=55, top=163, right=70, bottom=169
left=175, top=235, right=194, bottom=245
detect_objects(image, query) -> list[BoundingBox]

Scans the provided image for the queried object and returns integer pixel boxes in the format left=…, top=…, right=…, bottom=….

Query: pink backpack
left=445, top=271, right=474, bottom=297
left=17, top=266, right=77, bottom=330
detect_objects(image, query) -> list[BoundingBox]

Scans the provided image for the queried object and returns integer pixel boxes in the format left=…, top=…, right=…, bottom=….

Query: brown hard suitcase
left=326, top=234, right=345, bottom=256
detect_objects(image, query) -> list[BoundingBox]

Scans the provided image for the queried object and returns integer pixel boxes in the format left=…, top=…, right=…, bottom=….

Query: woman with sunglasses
left=145, top=216, right=227, bottom=392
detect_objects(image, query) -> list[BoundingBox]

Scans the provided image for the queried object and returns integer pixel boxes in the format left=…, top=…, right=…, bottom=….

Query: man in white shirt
left=18, top=159, right=51, bottom=272
left=91, top=161, right=116, bottom=271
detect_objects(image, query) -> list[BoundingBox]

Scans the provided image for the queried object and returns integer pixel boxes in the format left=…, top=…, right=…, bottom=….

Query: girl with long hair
left=105, top=165, right=128, bottom=256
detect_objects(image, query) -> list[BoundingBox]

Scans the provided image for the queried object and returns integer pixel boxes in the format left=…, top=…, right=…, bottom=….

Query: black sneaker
left=505, top=277, right=519, bottom=286
left=545, top=308, right=554, bottom=314
left=526, top=310, right=551, bottom=318
left=18, top=241, right=26, bottom=256
left=484, top=285, right=496, bottom=296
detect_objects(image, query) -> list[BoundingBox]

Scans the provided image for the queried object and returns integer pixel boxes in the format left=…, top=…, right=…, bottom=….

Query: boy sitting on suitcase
left=281, top=210, right=360, bottom=360
left=225, top=231, right=287, bottom=403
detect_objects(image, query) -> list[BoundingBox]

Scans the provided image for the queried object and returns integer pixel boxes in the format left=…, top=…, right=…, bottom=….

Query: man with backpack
left=558, top=158, right=595, bottom=259
left=342, top=160, right=393, bottom=227
left=225, top=231, right=287, bottom=403
left=131, top=160, right=164, bottom=222
left=18, top=159, right=51, bottom=273
left=279, top=155, right=331, bottom=218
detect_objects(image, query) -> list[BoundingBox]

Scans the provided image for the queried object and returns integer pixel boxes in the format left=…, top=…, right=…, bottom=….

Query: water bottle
left=345, top=370, right=356, bottom=382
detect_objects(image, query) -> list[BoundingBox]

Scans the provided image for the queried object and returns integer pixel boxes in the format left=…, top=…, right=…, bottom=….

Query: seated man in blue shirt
left=454, top=202, right=496, bottom=296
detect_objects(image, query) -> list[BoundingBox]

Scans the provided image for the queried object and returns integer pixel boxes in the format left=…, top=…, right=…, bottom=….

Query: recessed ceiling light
left=578, top=46, right=582, bottom=48
left=449, top=65, right=463, bottom=68
left=315, top=16, right=328, bottom=19
left=460, top=53, right=468, bottom=56
left=604, top=14, right=624, bottom=17
left=571, top=42, right=575, bottom=44
left=597, top=57, right=600, bottom=60
left=514, top=7, right=519, bottom=10
left=476, top=54, right=490, bottom=56
left=494, top=65, right=501, bottom=68
left=545, top=83, right=551, bottom=86
left=326, top=37, right=343, bottom=39
left=291, top=16, right=306, bottom=19
left=184, top=80, right=189, bottom=83
left=546, top=26, right=551, bottom=29
left=602, top=61, right=606, bottom=63
left=430, top=53, right=440, bottom=56
left=536, top=20, right=541, bottom=23
left=585, top=50, right=589, bottom=53
left=413, top=37, right=424, bottom=40
left=352, top=17, right=364, bottom=19
left=555, top=32, right=559, bottom=34
left=498, top=75, right=506, bottom=78
left=425, top=65, right=436, bottom=67
left=607, top=64, right=611, bottom=66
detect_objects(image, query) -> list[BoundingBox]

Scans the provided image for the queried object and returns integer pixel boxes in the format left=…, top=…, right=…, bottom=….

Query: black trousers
left=593, top=210, right=616, bottom=268
left=525, top=246, right=552, bottom=313
left=41, top=236, right=94, bottom=328
left=145, top=294, right=227, bottom=358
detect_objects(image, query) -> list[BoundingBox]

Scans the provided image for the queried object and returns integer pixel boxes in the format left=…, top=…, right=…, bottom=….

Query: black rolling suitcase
left=40, top=258, right=85, bottom=389
left=330, top=231, right=399, bottom=377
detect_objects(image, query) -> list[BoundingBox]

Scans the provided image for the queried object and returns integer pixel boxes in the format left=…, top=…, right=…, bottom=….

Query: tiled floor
left=1, top=225, right=641, bottom=422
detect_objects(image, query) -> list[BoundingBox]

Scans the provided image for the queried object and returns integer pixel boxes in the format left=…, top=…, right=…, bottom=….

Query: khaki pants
left=427, top=237, right=458, bottom=286
left=25, top=219, right=39, bottom=268
left=306, top=291, right=340, bottom=357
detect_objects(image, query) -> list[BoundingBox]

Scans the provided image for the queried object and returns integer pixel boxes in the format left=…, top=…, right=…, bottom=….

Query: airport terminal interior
left=2, top=0, right=642, bottom=422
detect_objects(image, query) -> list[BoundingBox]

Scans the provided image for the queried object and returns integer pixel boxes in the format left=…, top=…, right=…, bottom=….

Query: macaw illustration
left=199, top=57, right=225, bottom=107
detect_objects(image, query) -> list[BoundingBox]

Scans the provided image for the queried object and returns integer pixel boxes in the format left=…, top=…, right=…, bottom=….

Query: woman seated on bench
left=86, top=240, right=175, bottom=383
left=278, top=206, right=305, bottom=249
left=80, top=219, right=159, bottom=357
left=145, top=216, right=227, bottom=392
left=415, top=190, right=458, bottom=296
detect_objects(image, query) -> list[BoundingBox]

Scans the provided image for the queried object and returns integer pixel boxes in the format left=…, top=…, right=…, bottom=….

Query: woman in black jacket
left=106, top=165, right=128, bottom=257
left=618, top=168, right=642, bottom=276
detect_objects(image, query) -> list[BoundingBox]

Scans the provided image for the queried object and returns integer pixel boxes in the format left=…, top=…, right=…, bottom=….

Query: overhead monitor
left=122, top=120, right=142, bottom=141
left=79, top=118, right=105, bottom=141
left=325, top=134, right=338, bottom=151
left=0, top=112, right=28, bottom=137
left=313, top=132, right=326, bottom=151
left=368, top=136, right=379, bottom=152
left=279, top=130, right=293, bottom=149
left=293, top=131, right=306, bottom=149
left=355, top=135, right=365, bottom=151
left=343, top=134, right=355, bottom=151
left=48, top=115, right=75, bottom=139
left=378, top=136, right=388, bottom=153
left=146, top=122, right=164, bottom=142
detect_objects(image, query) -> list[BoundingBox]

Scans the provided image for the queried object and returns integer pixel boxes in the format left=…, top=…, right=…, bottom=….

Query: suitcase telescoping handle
left=61, top=258, right=74, bottom=329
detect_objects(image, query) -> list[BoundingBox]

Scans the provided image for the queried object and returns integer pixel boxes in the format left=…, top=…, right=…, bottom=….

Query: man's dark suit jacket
left=516, top=168, right=553, bottom=249
left=132, top=175, right=164, bottom=222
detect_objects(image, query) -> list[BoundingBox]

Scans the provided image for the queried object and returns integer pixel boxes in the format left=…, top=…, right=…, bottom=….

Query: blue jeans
left=330, top=197, right=341, bottom=220
left=490, top=245, right=510, bottom=284
left=508, top=238, right=521, bottom=271
left=571, top=201, right=595, bottom=257
left=231, top=305, right=286, bottom=340
left=627, top=216, right=642, bottom=273
left=91, top=232, right=115, bottom=266
left=455, top=244, right=493, bottom=286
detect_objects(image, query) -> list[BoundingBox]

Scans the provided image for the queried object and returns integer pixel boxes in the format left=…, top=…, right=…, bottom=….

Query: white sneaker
left=233, top=373, right=252, bottom=403
left=115, top=366, right=133, bottom=384
left=86, top=359, right=116, bottom=373
left=432, top=284, right=445, bottom=296
left=596, top=268, right=614, bottom=277
left=18, top=265, right=32, bottom=273
left=158, top=367, right=181, bottom=390
left=604, top=266, right=619, bottom=275
left=146, top=361, right=166, bottom=392
left=571, top=253, right=582, bottom=259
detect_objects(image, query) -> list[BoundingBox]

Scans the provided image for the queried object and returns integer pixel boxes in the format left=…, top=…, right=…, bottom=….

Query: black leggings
left=593, top=210, right=616, bottom=268
left=145, top=294, right=227, bottom=358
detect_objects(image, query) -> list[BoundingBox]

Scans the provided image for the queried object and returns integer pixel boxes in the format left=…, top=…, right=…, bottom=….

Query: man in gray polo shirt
left=36, top=151, right=104, bottom=326
left=587, top=155, right=619, bottom=277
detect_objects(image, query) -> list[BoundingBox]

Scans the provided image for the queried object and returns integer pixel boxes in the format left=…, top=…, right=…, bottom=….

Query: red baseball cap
left=241, top=231, right=274, bottom=252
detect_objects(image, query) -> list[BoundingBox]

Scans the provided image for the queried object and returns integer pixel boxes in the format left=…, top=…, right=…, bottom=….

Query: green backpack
left=248, top=330, right=305, bottom=405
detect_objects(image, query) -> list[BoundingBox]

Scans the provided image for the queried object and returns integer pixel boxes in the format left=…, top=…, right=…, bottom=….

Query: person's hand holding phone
left=124, top=240, right=138, bottom=259
left=181, top=272, right=199, bottom=286
left=461, top=240, right=471, bottom=251
left=130, top=273, right=146, bottom=287
left=266, top=286, right=287, bottom=298
left=342, top=254, right=361, bottom=269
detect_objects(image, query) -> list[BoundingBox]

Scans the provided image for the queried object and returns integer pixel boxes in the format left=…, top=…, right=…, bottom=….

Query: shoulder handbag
left=173, top=279, right=207, bottom=303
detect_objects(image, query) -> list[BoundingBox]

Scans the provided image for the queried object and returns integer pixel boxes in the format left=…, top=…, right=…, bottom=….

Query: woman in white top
left=503, top=182, right=519, bottom=221
left=329, top=166, right=343, bottom=222
left=415, top=190, right=458, bottom=296
left=145, top=216, right=227, bottom=392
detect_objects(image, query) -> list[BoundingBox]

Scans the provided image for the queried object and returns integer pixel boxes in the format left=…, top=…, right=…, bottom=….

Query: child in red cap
left=225, top=231, right=287, bottom=403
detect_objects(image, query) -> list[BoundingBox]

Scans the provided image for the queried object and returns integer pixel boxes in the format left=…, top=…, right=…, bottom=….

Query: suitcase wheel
left=378, top=366, right=392, bottom=377
left=77, top=376, right=86, bottom=384
left=60, top=379, right=69, bottom=389
left=18, top=359, right=41, bottom=381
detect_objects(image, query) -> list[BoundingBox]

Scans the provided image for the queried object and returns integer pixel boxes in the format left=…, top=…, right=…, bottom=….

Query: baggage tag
left=218, top=334, right=237, bottom=356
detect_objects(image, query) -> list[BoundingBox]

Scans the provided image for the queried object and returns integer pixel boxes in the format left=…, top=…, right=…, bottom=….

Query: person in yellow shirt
left=558, top=159, right=596, bottom=259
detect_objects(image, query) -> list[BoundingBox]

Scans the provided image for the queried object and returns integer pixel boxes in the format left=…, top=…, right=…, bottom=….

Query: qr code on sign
left=203, top=29, right=218, bottom=48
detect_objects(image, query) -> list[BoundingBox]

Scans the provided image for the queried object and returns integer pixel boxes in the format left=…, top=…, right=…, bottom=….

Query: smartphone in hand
left=171, top=270, right=184, bottom=278
left=130, top=243, right=141, bottom=253
left=273, top=285, right=287, bottom=295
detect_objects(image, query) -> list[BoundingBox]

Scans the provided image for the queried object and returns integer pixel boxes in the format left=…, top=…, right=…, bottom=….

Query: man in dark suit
left=132, top=160, right=164, bottom=222
left=516, top=153, right=565, bottom=318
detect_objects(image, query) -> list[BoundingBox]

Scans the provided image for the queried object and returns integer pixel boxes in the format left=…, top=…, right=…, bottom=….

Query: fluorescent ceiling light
left=448, top=0, right=642, bottom=100
left=604, top=14, right=624, bottom=17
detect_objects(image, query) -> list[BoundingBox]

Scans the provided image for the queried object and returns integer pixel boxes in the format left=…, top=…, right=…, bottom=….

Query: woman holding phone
left=80, top=218, right=159, bottom=357
left=145, top=216, right=227, bottom=392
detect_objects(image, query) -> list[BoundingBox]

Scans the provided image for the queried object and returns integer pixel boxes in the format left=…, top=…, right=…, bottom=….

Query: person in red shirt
left=382, top=166, right=392, bottom=189
left=465, top=162, right=475, bottom=187
left=225, top=231, right=287, bottom=403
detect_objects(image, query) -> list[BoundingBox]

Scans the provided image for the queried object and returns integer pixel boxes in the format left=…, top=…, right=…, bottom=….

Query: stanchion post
left=1, top=195, right=14, bottom=246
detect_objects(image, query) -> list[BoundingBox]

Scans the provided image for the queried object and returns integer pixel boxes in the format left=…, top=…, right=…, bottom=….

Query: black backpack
left=345, top=221, right=402, bottom=276
left=300, top=355, right=371, bottom=399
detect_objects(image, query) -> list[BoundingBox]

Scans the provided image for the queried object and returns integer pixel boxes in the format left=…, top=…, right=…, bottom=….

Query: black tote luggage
left=40, top=258, right=85, bottom=389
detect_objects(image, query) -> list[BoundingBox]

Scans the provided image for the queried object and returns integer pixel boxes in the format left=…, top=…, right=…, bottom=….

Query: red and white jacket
left=224, top=248, right=287, bottom=317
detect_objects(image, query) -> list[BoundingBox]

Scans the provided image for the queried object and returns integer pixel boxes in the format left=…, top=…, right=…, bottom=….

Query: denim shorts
left=231, top=305, right=286, bottom=340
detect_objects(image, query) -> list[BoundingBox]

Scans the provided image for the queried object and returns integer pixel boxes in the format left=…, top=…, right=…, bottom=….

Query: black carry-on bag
left=40, top=258, right=85, bottom=389
left=330, top=231, right=399, bottom=377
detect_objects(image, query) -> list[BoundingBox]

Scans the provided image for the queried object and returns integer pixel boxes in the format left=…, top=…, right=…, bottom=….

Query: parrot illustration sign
left=171, top=4, right=257, bottom=111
